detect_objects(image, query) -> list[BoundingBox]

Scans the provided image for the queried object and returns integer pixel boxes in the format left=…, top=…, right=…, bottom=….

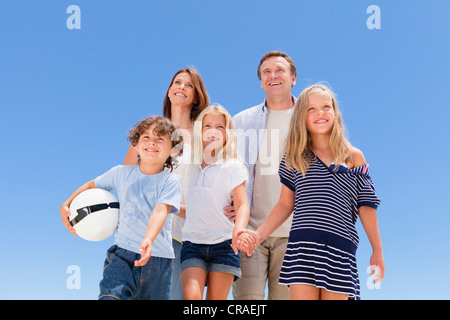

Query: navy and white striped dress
left=278, top=153, right=380, bottom=299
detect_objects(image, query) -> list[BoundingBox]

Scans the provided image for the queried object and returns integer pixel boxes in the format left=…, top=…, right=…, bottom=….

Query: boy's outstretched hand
left=135, top=238, right=152, bottom=267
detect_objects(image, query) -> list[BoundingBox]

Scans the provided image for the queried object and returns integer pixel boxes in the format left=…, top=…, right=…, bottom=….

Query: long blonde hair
left=191, top=104, right=238, bottom=165
left=285, top=84, right=353, bottom=176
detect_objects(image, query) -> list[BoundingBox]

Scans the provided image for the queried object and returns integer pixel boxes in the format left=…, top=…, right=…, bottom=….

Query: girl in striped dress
left=237, top=84, right=385, bottom=300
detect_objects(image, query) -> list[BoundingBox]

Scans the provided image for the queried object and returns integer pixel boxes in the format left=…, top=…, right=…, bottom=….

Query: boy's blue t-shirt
left=94, top=165, right=181, bottom=259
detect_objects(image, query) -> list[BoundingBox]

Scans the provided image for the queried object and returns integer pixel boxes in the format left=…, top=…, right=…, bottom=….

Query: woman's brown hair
left=163, top=68, right=210, bottom=121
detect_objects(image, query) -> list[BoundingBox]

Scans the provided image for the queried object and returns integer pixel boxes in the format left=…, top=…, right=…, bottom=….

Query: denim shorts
left=180, top=239, right=241, bottom=280
left=99, top=245, right=174, bottom=300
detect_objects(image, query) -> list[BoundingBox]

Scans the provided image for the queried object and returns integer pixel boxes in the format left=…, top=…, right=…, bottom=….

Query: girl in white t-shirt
left=181, top=105, right=252, bottom=300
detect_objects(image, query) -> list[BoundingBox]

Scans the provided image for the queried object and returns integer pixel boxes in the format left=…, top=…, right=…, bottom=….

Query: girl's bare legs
left=320, top=289, right=349, bottom=300
left=181, top=267, right=207, bottom=300
left=205, top=271, right=234, bottom=300
left=182, top=268, right=234, bottom=300
left=290, top=284, right=349, bottom=300
left=290, top=284, right=320, bottom=300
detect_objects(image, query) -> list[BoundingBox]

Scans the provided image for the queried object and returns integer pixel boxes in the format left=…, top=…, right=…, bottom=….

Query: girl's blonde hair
left=285, top=84, right=353, bottom=176
left=191, top=104, right=238, bottom=164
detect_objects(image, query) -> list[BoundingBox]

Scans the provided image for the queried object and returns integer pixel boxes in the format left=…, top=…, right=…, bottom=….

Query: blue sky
left=1, top=0, right=449, bottom=300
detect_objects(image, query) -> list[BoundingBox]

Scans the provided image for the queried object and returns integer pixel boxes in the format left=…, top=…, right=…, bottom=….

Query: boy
left=60, top=116, right=183, bottom=300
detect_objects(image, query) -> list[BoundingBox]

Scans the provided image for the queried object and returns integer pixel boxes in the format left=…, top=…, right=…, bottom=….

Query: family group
left=60, top=51, right=385, bottom=300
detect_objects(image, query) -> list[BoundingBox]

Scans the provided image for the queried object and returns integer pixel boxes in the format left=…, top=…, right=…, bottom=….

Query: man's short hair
left=257, top=51, right=297, bottom=80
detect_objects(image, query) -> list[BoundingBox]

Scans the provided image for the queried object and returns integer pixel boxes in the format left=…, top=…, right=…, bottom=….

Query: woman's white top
left=171, top=144, right=191, bottom=242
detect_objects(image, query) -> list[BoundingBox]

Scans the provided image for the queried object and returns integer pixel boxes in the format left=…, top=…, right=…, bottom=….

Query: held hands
left=231, top=229, right=262, bottom=256
left=135, top=238, right=152, bottom=267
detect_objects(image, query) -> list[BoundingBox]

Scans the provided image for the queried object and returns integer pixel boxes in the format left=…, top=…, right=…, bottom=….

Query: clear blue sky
left=1, top=0, right=449, bottom=300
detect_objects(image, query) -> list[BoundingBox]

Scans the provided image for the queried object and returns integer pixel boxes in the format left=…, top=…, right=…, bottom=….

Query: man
left=230, top=51, right=298, bottom=300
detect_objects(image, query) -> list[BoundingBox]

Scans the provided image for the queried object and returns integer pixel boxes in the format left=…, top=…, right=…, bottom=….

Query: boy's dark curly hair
left=127, top=116, right=183, bottom=172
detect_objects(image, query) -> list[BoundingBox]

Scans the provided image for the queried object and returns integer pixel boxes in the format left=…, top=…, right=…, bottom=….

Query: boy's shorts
left=99, top=245, right=173, bottom=300
left=180, top=239, right=241, bottom=280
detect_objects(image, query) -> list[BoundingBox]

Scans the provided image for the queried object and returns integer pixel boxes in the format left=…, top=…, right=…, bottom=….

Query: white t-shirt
left=182, top=159, right=248, bottom=244
left=170, top=144, right=191, bottom=242
left=251, top=107, right=294, bottom=237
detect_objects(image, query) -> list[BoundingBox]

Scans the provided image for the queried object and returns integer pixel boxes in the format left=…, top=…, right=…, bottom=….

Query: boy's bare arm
left=135, top=203, right=172, bottom=266
left=60, top=179, right=96, bottom=236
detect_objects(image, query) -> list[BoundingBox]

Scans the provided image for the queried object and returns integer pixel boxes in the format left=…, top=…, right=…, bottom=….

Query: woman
left=123, top=68, right=209, bottom=299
